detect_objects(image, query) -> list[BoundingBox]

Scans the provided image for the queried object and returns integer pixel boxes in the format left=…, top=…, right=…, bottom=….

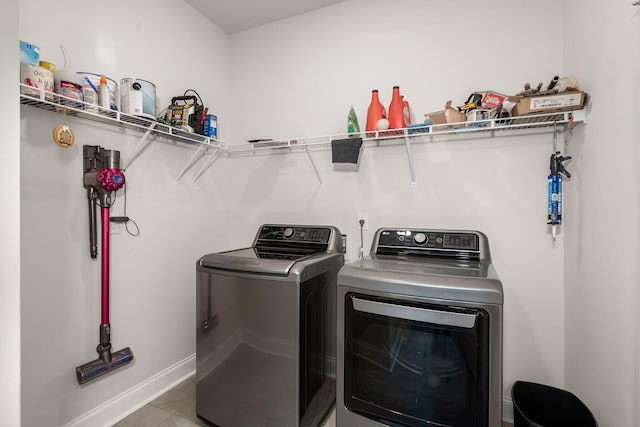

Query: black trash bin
left=511, top=381, right=597, bottom=427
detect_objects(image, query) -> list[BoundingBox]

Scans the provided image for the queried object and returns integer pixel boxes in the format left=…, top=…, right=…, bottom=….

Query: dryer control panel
left=373, top=228, right=489, bottom=261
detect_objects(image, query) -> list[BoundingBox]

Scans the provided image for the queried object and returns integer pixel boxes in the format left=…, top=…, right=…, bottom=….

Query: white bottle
left=98, top=74, right=110, bottom=110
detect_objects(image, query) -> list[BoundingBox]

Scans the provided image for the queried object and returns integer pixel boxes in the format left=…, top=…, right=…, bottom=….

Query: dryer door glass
left=344, top=293, right=490, bottom=427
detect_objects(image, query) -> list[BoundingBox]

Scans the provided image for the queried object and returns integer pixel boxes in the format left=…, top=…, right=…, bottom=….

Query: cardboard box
left=511, top=91, right=586, bottom=117
left=481, top=92, right=506, bottom=110
left=425, top=102, right=466, bottom=129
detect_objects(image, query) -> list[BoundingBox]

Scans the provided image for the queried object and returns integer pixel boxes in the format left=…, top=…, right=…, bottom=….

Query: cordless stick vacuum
left=76, top=145, right=133, bottom=384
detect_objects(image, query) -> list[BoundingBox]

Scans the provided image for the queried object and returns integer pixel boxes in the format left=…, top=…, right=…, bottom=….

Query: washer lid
left=199, top=247, right=313, bottom=276
left=338, top=256, right=503, bottom=305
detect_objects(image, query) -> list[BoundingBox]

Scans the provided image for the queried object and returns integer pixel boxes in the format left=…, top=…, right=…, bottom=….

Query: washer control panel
left=257, top=225, right=332, bottom=244
left=374, top=228, right=487, bottom=260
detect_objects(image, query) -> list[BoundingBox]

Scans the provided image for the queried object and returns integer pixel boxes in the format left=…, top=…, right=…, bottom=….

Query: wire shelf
left=226, top=109, right=586, bottom=155
left=20, top=81, right=586, bottom=185
left=19, top=84, right=226, bottom=149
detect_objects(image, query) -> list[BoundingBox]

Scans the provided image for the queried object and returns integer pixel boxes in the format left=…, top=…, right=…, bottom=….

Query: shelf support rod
left=304, top=146, right=323, bottom=186
left=191, top=147, right=220, bottom=185
left=176, top=145, right=207, bottom=182
left=404, top=134, right=417, bottom=187
left=122, top=122, right=157, bottom=170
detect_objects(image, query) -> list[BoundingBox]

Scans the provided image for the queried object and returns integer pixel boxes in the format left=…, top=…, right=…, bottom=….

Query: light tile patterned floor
left=113, top=375, right=336, bottom=427
left=113, top=376, right=511, bottom=427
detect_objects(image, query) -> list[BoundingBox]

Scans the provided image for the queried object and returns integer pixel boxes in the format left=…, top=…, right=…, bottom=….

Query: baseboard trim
left=64, top=354, right=196, bottom=427
left=503, top=396, right=514, bottom=424
left=65, top=354, right=513, bottom=427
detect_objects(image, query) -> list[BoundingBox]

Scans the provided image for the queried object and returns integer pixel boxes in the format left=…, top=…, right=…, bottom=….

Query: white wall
left=17, top=0, right=639, bottom=426
left=19, top=1, right=231, bottom=425
left=1, top=0, right=21, bottom=426
left=228, top=0, right=567, bottom=417
left=563, top=1, right=640, bottom=426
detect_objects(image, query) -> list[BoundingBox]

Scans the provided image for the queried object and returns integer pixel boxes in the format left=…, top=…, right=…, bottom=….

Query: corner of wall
left=0, top=0, right=21, bottom=426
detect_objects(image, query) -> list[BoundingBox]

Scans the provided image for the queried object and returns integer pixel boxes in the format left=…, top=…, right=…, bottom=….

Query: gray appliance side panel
left=337, top=264, right=503, bottom=305
left=196, top=269, right=300, bottom=426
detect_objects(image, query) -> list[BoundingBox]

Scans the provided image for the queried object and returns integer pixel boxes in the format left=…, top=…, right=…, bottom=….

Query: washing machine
left=337, top=228, right=503, bottom=427
left=196, top=224, right=344, bottom=427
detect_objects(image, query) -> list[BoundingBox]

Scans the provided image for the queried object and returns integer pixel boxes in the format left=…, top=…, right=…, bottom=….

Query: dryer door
left=344, top=293, right=490, bottom=427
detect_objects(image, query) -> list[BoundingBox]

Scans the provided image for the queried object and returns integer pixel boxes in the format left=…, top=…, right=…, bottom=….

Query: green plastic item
left=348, top=105, right=360, bottom=134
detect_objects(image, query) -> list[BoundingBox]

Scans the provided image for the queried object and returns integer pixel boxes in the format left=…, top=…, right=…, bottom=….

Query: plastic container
left=120, top=78, right=157, bottom=119
left=20, top=64, right=54, bottom=100
left=55, top=68, right=84, bottom=108
left=20, top=40, right=39, bottom=65
left=387, top=86, right=405, bottom=129
left=98, top=75, right=110, bottom=109
left=366, top=89, right=386, bottom=132
left=402, top=95, right=411, bottom=125
left=78, top=72, right=118, bottom=110
left=512, top=381, right=597, bottom=427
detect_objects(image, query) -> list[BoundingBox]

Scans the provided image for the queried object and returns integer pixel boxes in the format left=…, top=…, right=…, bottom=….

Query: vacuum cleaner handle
left=87, top=187, right=98, bottom=259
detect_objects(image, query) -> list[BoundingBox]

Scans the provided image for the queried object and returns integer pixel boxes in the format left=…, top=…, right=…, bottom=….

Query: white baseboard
left=64, top=354, right=196, bottom=427
left=503, top=396, right=514, bottom=424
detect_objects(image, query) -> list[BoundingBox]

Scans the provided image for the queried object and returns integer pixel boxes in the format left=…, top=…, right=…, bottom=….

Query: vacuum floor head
left=76, top=347, right=134, bottom=385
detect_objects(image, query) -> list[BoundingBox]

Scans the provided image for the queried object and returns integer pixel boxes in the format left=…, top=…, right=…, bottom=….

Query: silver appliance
left=196, top=224, right=344, bottom=427
left=337, top=228, right=503, bottom=427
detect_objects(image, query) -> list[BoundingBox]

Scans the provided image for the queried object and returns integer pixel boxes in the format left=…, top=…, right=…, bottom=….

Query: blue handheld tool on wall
left=547, top=150, right=571, bottom=239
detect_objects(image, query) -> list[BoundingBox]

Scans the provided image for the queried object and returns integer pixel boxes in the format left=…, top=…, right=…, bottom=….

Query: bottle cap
left=99, top=74, right=107, bottom=85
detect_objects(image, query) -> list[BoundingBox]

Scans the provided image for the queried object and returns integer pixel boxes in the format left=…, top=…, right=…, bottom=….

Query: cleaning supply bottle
left=98, top=74, right=110, bottom=110
left=347, top=105, right=360, bottom=134
left=366, top=90, right=386, bottom=132
left=402, top=95, right=412, bottom=125
left=388, top=86, right=406, bottom=129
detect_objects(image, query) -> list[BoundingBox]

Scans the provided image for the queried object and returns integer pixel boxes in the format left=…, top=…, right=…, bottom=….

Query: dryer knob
left=283, top=227, right=295, bottom=238
left=413, top=232, right=428, bottom=245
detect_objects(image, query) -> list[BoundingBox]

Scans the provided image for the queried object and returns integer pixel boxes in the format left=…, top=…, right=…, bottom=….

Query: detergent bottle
left=402, top=95, right=411, bottom=126
left=388, top=86, right=406, bottom=129
left=366, top=89, right=386, bottom=132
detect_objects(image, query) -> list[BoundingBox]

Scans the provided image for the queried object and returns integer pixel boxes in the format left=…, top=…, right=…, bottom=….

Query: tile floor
left=114, top=376, right=512, bottom=427
left=113, top=375, right=336, bottom=427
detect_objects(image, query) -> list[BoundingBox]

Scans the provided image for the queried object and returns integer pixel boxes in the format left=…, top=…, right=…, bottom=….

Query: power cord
left=110, top=183, right=140, bottom=236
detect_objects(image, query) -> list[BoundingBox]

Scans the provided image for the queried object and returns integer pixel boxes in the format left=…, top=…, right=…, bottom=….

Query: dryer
left=337, top=228, right=503, bottom=427
left=196, top=224, right=344, bottom=427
